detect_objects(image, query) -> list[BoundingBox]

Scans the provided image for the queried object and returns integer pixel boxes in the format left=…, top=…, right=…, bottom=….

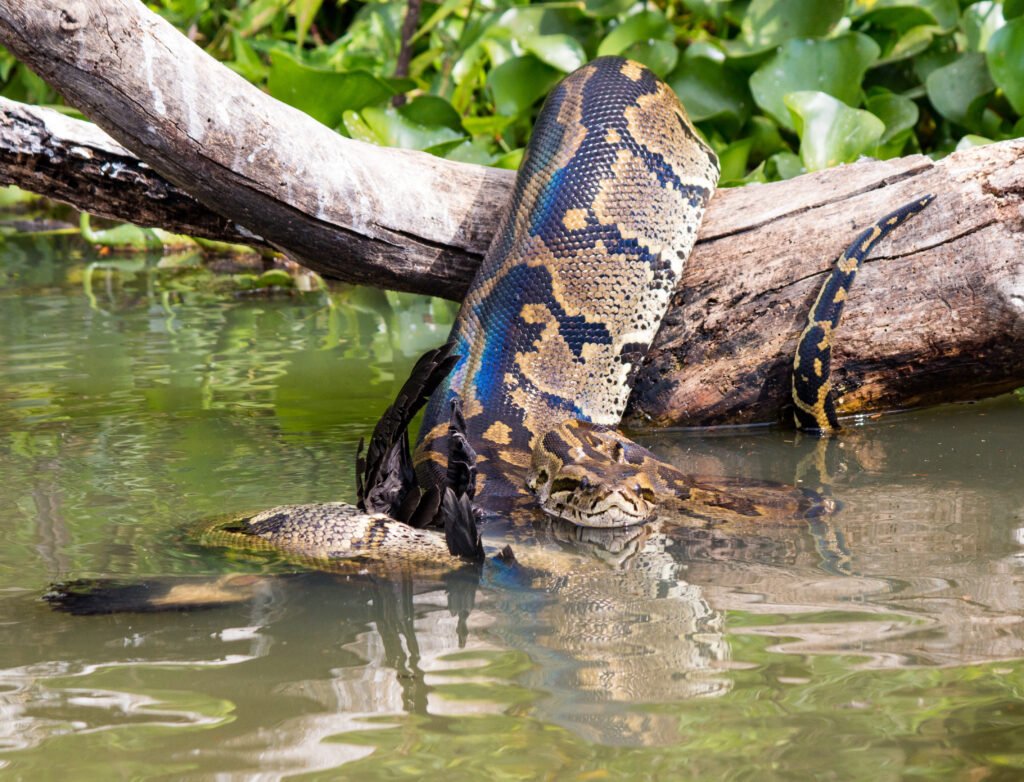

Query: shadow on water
left=1, top=239, right=1024, bottom=777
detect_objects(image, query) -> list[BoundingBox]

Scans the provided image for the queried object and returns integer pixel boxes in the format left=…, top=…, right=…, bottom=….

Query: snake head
left=528, top=421, right=657, bottom=528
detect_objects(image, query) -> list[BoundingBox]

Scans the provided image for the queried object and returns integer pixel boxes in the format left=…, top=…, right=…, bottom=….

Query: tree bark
left=0, top=0, right=1022, bottom=427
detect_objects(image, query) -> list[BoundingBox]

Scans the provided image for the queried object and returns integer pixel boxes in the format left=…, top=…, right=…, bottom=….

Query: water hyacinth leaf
left=228, top=32, right=269, bottom=83
left=488, top=55, right=561, bottom=116
left=340, top=109, right=376, bottom=144
left=785, top=91, right=885, bottom=171
left=882, top=24, right=943, bottom=64
left=523, top=34, right=587, bottom=73
left=583, top=0, right=635, bottom=20
left=866, top=91, right=919, bottom=155
left=851, top=0, right=959, bottom=30
left=750, top=34, right=880, bottom=130
left=235, top=0, right=289, bottom=39
left=668, top=56, right=752, bottom=129
left=962, top=1, right=1005, bottom=52
left=955, top=134, right=994, bottom=150
left=414, top=0, right=471, bottom=44
left=855, top=6, right=936, bottom=30
left=597, top=10, right=673, bottom=57
left=681, top=0, right=729, bottom=22
left=912, top=37, right=960, bottom=83
left=495, top=148, right=525, bottom=170
left=716, top=137, right=753, bottom=183
left=489, top=6, right=586, bottom=44
left=769, top=151, right=805, bottom=180
left=926, top=52, right=995, bottom=130
left=292, top=0, right=325, bottom=48
left=462, top=115, right=515, bottom=136
left=398, top=96, right=464, bottom=133
left=746, top=115, right=788, bottom=161
left=987, top=18, right=1024, bottom=115
left=267, top=50, right=409, bottom=128
left=737, top=0, right=845, bottom=53
left=621, top=40, right=679, bottom=77
left=342, top=106, right=465, bottom=153
left=444, top=139, right=501, bottom=165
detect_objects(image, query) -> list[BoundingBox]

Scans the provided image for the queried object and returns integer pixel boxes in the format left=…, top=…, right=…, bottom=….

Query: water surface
left=2, top=237, right=1024, bottom=780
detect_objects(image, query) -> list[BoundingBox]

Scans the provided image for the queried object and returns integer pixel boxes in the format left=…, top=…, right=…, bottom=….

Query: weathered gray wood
left=628, top=142, right=1024, bottom=427
left=0, top=98, right=263, bottom=247
left=0, top=0, right=1022, bottom=427
left=0, top=0, right=510, bottom=298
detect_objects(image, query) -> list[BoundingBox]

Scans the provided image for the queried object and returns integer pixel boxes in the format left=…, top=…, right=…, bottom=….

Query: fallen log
left=1, top=0, right=1022, bottom=427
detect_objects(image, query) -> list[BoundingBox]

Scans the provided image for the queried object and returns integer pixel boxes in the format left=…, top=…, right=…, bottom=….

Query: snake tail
left=792, top=194, right=936, bottom=432
left=44, top=574, right=279, bottom=615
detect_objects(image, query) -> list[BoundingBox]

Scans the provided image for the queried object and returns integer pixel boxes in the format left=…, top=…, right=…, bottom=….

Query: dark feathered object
left=441, top=398, right=484, bottom=561
left=356, top=340, right=458, bottom=521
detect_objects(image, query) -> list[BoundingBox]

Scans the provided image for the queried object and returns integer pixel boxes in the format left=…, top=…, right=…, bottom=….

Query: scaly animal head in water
left=527, top=421, right=657, bottom=528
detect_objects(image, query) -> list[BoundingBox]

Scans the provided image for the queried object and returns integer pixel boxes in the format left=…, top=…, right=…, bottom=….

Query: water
left=2, top=236, right=1024, bottom=780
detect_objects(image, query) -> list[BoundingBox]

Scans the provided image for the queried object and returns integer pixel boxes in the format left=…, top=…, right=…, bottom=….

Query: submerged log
left=0, top=0, right=1022, bottom=427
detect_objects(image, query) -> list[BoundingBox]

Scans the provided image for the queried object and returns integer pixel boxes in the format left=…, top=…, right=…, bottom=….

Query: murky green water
left=2, top=236, right=1024, bottom=780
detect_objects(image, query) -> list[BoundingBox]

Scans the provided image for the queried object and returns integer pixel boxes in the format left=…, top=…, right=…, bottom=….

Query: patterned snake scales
left=190, top=57, right=934, bottom=568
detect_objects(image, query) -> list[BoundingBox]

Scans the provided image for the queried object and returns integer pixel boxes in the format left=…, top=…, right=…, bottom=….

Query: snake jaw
left=541, top=483, right=656, bottom=528
left=529, top=461, right=657, bottom=528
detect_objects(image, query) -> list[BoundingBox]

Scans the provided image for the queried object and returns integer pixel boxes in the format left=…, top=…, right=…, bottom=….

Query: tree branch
left=0, top=0, right=1022, bottom=426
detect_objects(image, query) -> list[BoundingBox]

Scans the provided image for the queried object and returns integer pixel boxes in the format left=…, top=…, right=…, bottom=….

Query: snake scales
left=49, top=58, right=934, bottom=608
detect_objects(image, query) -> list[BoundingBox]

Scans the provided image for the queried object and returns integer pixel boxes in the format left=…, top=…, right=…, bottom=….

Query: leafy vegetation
left=4, top=0, right=1020, bottom=186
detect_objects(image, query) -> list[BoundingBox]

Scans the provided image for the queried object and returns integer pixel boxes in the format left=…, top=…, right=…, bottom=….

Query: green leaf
left=750, top=34, right=880, bottom=130
left=768, top=151, right=805, bottom=180
left=342, top=106, right=465, bottom=153
left=865, top=91, right=919, bottom=157
left=737, top=0, right=845, bottom=53
left=598, top=10, right=673, bottom=57
left=523, top=34, right=587, bottom=73
left=987, top=17, right=1024, bottom=115
left=955, top=134, right=994, bottom=150
left=495, top=148, right=525, bottom=170
left=746, top=115, right=788, bottom=161
left=926, top=52, right=995, bottom=130
left=582, top=0, right=635, bottom=20
left=235, top=0, right=289, bottom=38
left=397, top=96, right=464, bottom=133
left=414, top=0, right=471, bottom=43
left=227, top=32, right=268, bottom=83
left=291, top=0, right=324, bottom=48
left=866, top=91, right=919, bottom=141
left=620, top=40, right=679, bottom=77
left=668, top=55, right=752, bottom=130
left=487, top=7, right=587, bottom=45
left=961, top=1, right=1005, bottom=52
left=267, top=50, right=409, bottom=128
left=487, top=55, right=561, bottom=116
left=1007, top=0, right=1024, bottom=20
left=716, top=137, right=753, bottom=183
left=850, top=0, right=959, bottom=30
left=881, top=24, right=943, bottom=64
left=785, top=91, right=885, bottom=171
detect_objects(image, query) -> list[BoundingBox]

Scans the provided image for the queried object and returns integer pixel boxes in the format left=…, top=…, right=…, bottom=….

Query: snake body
left=49, top=58, right=936, bottom=614
left=416, top=56, right=723, bottom=523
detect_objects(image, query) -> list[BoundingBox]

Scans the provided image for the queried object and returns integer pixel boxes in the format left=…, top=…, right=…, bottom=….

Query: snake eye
left=579, top=475, right=591, bottom=491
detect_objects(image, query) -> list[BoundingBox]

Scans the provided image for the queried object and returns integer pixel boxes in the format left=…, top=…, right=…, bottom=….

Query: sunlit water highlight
left=1, top=238, right=1023, bottom=779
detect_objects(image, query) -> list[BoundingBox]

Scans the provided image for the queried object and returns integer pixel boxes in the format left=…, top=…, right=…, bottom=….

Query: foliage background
left=3, top=0, right=1023, bottom=186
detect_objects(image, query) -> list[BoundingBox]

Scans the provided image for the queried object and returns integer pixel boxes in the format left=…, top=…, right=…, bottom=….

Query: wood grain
left=0, top=0, right=1022, bottom=426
